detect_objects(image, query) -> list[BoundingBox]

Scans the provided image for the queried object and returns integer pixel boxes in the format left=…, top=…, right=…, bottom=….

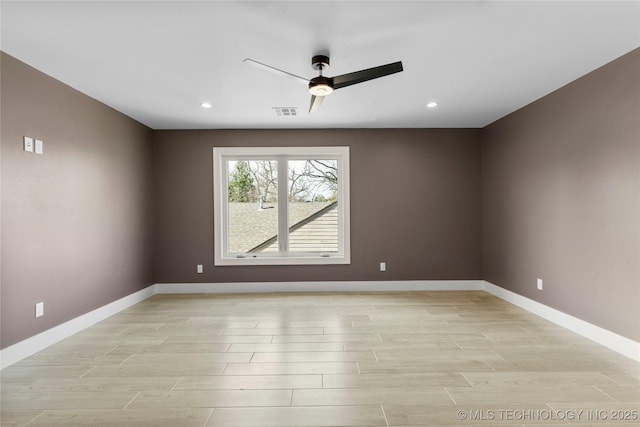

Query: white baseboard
left=155, top=280, right=483, bottom=294
left=0, top=285, right=156, bottom=370
left=2, top=280, right=637, bottom=369
left=482, top=281, right=640, bottom=362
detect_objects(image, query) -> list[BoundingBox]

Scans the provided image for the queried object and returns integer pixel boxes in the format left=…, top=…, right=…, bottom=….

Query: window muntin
left=214, top=147, right=350, bottom=265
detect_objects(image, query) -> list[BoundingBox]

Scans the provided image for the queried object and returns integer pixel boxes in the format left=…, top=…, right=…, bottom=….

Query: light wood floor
left=1, top=291, right=639, bottom=426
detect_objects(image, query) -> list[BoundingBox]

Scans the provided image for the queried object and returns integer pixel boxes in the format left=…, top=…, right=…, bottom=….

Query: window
left=213, top=146, right=350, bottom=265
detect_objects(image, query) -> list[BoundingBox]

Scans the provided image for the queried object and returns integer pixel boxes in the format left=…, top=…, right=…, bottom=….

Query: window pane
left=227, top=160, right=278, bottom=253
left=288, top=159, right=339, bottom=253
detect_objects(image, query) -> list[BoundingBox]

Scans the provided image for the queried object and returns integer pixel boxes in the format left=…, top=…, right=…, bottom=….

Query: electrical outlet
left=196, top=264, right=203, bottom=273
left=35, top=302, right=44, bottom=318
left=380, top=262, right=386, bottom=272
left=537, top=278, right=543, bottom=291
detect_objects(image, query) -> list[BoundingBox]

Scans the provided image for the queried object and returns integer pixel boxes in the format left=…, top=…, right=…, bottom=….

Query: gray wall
left=482, top=48, right=640, bottom=341
left=153, top=129, right=483, bottom=283
left=0, top=53, right=155, bottom=348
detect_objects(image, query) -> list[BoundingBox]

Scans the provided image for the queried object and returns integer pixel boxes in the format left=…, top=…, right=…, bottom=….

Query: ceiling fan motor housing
left=311, top=55, right=330, bottom=71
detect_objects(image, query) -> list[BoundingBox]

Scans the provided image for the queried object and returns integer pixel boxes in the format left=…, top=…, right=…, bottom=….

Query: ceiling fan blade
left=309, top=95, right=324, bottom=113
left=243, top=58, right=309, bottom=83
left=332, top=61, right=403, bottom=90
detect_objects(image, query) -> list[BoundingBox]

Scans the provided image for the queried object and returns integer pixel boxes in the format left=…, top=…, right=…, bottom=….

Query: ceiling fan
left=243, top=55, right=403, bottom=112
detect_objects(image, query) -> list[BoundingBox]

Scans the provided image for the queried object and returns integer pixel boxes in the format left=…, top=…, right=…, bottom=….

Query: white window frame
left=213, top=146, right=350, bottom=266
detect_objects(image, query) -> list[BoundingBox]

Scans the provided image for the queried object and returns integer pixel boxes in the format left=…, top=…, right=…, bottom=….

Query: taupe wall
left=0, top=53, right=155, bottom=348
left=482, top=49, right=640, bottom=341
left=2, top=46, right=638, bottom=351
left=153, top=129, right=483, bottom=283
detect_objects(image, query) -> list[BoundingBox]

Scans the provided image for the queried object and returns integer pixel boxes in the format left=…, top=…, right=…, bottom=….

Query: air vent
left=273, top=107, right=298, bottom=117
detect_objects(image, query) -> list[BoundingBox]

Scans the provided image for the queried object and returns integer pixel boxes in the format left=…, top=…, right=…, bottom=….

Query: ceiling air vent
left=273, top=107, right=298, bottom=117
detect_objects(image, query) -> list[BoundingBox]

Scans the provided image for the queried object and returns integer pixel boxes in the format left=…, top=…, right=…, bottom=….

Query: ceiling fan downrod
left=309, top=55, right=333, bottom=97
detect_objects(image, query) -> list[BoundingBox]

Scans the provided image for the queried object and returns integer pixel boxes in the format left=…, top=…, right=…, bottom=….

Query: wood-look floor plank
left=256, top=321, right=354, bottom=328
left=251, top=351, right=376, bottom=363
left=487, top=359, right=633, bottom=372
left=121, top=352, right=252, bottom=364
left=1, top=391, right=136, bottom=410
left=29, top=343, right=117, bottom=356
left=183, top=319, right=258, bottom=328
left=271, top=334, right=381, bottom=343
left=105, top=343, right=231, bottom=354
left=223, top=362, right=359, bottom=375
left=21, top=377, right=180, bottom=393
left=602, top=371, right=640, bottom=386
left=163, top=334, right=273, bottom=344
left=85, top=363, right=226, bottom=377
left=594, top=385, right=640, bottom=403
left=323, top=326, right=425, bottom=335
left=446, top=385, right=615, bottom=404
left=292, top=387, right=455, bottom=406
left=0, top=378, right=36, bottom=394
left=227, top=343, right=343, bottom=352
left=137, top=326, right=223, bottom=336
left=373, top=348, right=504, bottom=361
left=356, top=360, right=495, bottom=374
left=28, top=408, right=214, bottom=426
left=222, top=328, right=323, bottom=335
left=323, top=373, right=471, bottom=388
left=174, top=374, right=322, bottom=390
left=461, top=371, right=619, bottom=387
left=11, top=353, right=130, bottom=367
left=343, top=341, right=460, bottom=351
left=56, top=335, right=168, bottom=345
left=127, top=389, right=292, bottom=408
left=0, top=410, right=44, bottom=427
left=1, top=365, right=93, bottom=379
left=207, top=406, right=386, bottom=426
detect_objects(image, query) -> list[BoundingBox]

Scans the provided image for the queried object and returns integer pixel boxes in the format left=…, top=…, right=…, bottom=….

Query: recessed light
left=200, top=102, right=212, bottom=109
left=426, top=101, right=438, bottom=108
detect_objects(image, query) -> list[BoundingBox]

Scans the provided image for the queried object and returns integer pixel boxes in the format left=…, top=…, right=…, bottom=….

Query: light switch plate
left=35, top=302, right=44, bottom=318
left=24, top=136, right=34, bottom=152
left=35, top=139, right=44, bottom=154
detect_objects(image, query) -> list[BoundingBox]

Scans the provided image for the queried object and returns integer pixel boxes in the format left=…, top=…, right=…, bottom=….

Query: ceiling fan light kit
left=244, top=53, right=403, bottom=113
left=308, top=78, right=333, bottom=96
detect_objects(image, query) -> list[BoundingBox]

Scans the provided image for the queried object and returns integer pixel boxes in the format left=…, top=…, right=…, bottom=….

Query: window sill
left=214, top=255, right=351, bottom=266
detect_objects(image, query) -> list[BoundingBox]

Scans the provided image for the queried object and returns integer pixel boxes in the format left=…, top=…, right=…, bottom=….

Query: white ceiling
left=1, top=1, right=638, bottom=129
